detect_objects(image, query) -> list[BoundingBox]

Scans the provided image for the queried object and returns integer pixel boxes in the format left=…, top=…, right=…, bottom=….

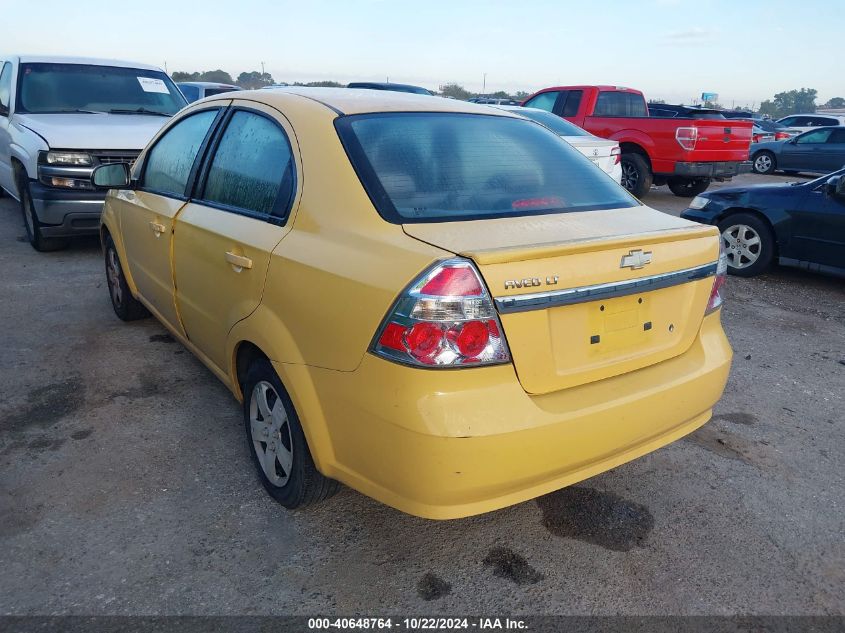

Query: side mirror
left=823, top=175, right=845, bottom=198
left=91, top=163, right=131, bottom=189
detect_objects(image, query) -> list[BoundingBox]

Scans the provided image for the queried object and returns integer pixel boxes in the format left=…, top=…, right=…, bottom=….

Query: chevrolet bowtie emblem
left=620, top=249, right=652, bottom=269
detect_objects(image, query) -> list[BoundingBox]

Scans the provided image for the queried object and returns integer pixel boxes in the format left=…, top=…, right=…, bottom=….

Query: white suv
left=0, top=55, right=187, bottom=251
left=776, top=113, right=845, bottom=134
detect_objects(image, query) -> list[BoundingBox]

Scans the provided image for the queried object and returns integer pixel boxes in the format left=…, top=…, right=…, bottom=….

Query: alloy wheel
left=722, top=224, right=761, bottom=269
left=249, top=381, right=294, bottom=487
left=106, top=248, right=124, bottom=307
left=754, top=154, right=772, bottom=173
left=621, top=161, right=639, bottom=191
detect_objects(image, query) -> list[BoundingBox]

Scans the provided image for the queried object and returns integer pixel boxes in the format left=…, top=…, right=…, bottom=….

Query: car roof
left=177, top=82, right=239, bottom=88
left=12, top=54, right=164, bottom=71
left=217, top=87, right=519, bottom=117
left=780, top=113, right=845, bottom=119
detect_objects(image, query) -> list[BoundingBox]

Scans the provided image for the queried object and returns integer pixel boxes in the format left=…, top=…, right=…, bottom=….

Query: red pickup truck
left=521, top=85, right=753, bottom=198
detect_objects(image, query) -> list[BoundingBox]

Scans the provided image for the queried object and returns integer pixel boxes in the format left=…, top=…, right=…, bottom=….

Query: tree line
left=169, top=72, right=845, bottom=116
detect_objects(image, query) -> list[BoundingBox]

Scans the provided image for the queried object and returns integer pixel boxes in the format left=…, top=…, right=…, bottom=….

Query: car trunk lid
left=403, top=207, right=720, bottom=394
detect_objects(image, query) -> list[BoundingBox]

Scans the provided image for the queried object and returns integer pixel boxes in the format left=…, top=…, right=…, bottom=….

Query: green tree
left=236, top=71, right=275, bottom=90
left=439, top=83, right=471, bottom=100
left=758, top=88, right=817, bottom=117
left=824, top=97, right=845, bottom=108
left=171, top=71, right=200, bottom=82
left=514, top=91, right=529, bottom=100
left=297, top=80, right=343, bottom=88
left=199, top=69, right=234, bottom=84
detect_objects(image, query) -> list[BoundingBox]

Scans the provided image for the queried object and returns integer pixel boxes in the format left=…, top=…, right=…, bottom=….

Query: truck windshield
left=336, top=112, right=637, bottom=224
left=16, top=63, right=187, bottom=115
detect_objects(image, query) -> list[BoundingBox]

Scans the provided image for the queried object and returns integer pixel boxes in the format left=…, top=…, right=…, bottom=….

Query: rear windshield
left=204, top=87, right=238, bottom=97
left=513, top=109, right=591, bottom=137
left=17, top=63, right=187, bottom=115
left=336, top=112, right=637, bottom=223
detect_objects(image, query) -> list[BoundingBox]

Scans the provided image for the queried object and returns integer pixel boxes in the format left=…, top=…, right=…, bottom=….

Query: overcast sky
left=3, top=0, right=839, bottom=107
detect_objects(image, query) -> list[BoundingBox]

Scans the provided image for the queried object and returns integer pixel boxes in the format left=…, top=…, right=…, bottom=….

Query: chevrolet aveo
left=93, top=88, right=732, bottom=519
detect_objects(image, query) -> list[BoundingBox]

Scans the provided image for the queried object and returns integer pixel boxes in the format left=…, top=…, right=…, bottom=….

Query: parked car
left=0, top=55, right=186, bottom=251
left=347, top=82, right=432, bottom=95
left=754, top=118, right=800, bottom=141
left=177, top=81, right=239, bottom=103
left=682, top=169, right=845, bottom=278
left=470, top=98, right=520, bottom=105
left=721, top=110, right=762, bottom=121
left=776, top=113, right=845, bottom=133
left=493, top=105, right=621, bottom=183
left=647, top=104, right=726, bottom=120
left=92, top=88, right=732, bottom=519
left=750, top=127, right=845, bottom=175
left=522, top=85, right=753, bottom=198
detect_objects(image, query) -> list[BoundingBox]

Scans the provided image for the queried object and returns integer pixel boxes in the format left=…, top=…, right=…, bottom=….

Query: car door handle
left=225, top=251, right=253, bottom=271
left=148, top=221, right=166, bottom=236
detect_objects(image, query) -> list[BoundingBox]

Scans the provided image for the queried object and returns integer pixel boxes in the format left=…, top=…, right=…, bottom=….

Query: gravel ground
left=0, top=173, right=843, bottom=616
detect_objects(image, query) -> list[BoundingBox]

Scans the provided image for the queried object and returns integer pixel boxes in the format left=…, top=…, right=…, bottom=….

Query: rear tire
left=18, top=175, right=68, bottom=252
left=242, top=358, right=339, bottom=509
left=620, top=153, right=653, bottom=198
left=104, top=234, right=149, bottom=321
left=667, top=177, right=711, bottom=197
left=751, top=151, right=776, bottom=175
left=717, top=212, right=775, bottom=277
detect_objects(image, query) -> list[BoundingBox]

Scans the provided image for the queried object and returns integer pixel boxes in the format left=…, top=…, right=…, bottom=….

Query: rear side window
left=593, top=91, right=647, bottom=117
left=336, top=112, right=637, bottom=224
left=142, top=109, right=218, bottom=197
left=200, top=110, right=295, bottom=219
left=561, top=90, right=583, bottom=116
left=523, top=91, right=559, bottom=112
left=828, top=129, right=845, bottom=143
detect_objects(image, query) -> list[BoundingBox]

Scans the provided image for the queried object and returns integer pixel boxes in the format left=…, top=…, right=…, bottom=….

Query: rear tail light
left=371, top=259, right=511, bottom=367
left=775, top=132, right=790, bottom=140
left=752, top=133, right=763, bottom=143
left=676, top=127, right=698, bottom=151
left=705, top=242, right=728, bottom=314
left=611, top=145, right=621, bottom=164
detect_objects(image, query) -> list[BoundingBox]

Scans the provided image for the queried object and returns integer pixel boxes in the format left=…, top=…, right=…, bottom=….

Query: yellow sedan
left=93, top=88, right=732, bottom=519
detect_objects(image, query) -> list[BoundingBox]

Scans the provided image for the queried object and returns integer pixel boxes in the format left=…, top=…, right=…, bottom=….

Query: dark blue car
left=681, top=170, right=845, bottom=278
left=751, top=127, right=845, bottom=175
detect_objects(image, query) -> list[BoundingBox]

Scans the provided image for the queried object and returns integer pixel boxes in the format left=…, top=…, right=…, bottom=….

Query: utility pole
left=483, top=72, right=487, bottom=95
left=261, top=61, right=265, bottom=76
left=164, top=61, right=168, bottom=74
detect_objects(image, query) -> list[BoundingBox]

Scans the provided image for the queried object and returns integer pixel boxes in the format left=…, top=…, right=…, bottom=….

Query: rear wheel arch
left=619, top=142, right=652, bottom=167
left=234, top=341, right=270, bottom=399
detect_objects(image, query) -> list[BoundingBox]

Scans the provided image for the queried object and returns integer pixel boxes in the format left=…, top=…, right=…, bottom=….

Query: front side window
left=594, top=91, right=648, bottom=117
left=523, top=91, right=560, bottom=112
left=200, top=111, right=295, bottom=218
left=796, top=129, right=833, bottom=144
left=827, top=129, right=845, bottom=143
left=337, top=112, right=637, bottom=224
left=0, top=63, right=11, bottom=111
left=142, top=109, right=218, bottom=196
left=16, top=63, right=186, bottom=115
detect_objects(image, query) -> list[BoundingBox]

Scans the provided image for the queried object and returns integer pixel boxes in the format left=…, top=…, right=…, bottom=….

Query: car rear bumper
left=30, top=181, right=105, bottom=236
left=281, top=311, right=732, bottom=519
left=668, top=161, right=753, bottom=180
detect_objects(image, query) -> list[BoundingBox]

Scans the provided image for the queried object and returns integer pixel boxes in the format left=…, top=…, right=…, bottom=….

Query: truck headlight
left=44, top=151, right=93, bottom=166
left=689, top=195, right=710, bottom=210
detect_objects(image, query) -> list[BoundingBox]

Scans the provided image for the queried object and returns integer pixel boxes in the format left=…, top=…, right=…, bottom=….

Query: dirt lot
left=0, top=174, right=843, bottom=615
